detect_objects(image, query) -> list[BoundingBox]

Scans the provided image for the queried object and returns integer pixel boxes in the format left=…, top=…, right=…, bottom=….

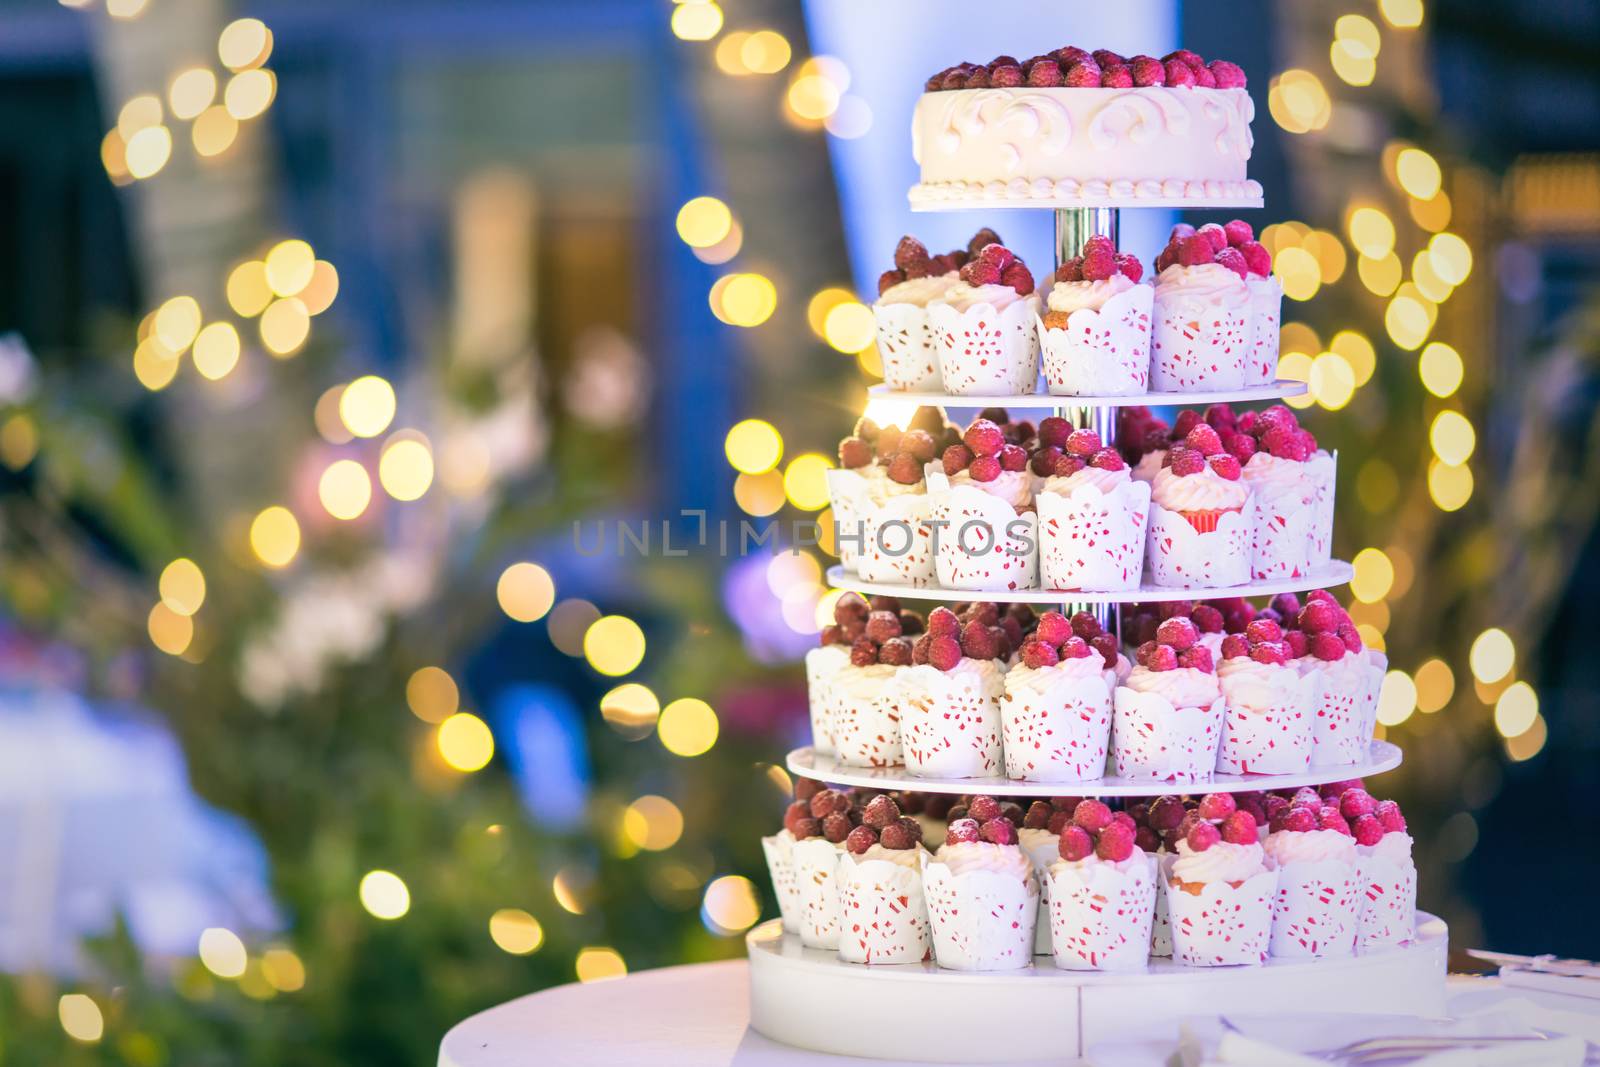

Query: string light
left=1470, top=628, right=1515, bottom=684
left=339, top=376, right=396, bottom=437
left=783, top=453, right=833, bottom=510
left=168, top=68, right=218, bottom=120
left=198, top=928, right=248, bottom=979
left=497, top=562, right=556, bottom=623
left=192, top=322, right=241, bottom=380
left=583, top=616, right=646, bottom=676
left=437, top=713, right=494, bottom=771
left=57, top=995, right=104, bottom=1044
left=318, top=459, right=372, bottom=521
left=218, top=18, right=274, bottom=71
left=358, top=870, right=410, bottom=920
left=724, top=419, right=783, bottom=474
left=658, top=697, right=718, bottom=756
left=249, top=506, right=300, bottom=567
left=489, top=910, right=544, bottom=955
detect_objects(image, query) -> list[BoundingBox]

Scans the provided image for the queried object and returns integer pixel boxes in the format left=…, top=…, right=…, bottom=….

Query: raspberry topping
left=1167, top=446, right=1206, bottom=476
left=1375, top=799, right=1406, bottom=833
left=1148, top=796, right=1187, bottom=832
left=963, top=419, right=1005, bottom=458
left=880, top=819, right=917, bottom=850
left=1352, top=814, right=1384, bottom=847
left=1163, top=59, right=1197, bottom=87
left=822, top=812, right=853, bottom=842
left=1220, top=810, right=1258, bottom=845
left=1058, top=825, right=1094, bottom=862
left=1208, top=60, right=1247, bottom=88
left=1072, top=798, right=1113, bottom=832
left=845, top=824, right=879, bottom=854
left=1146, top=644, right=1179, bottom=671
left=862, top=793, right=902, bottom=829
left=1129, top=55, right=1166, bottom=86
left=927, top=635, right=962, bottom=671
left=1063, top=60, right=1102, bottom=88
left=1156, top=616, right=1199, bottom=651
left=1338, top=789, right=1377, bottom=820
left=1022, top=800, right=1053, bottom=829
left=1239, top=241, right=1272, bottom=277
left=1065, top=428, right=1103, bottom=456
left=1090, top=632, right=1119, bottom=670
left=980, top=817, right=1017, bottom=845
left=1197, top=793, right=1236, bottom=822
left=1035, top=611, right=1073, bottom=645
left=1095, top=821, right=1135, bottom=861
left=944, top=817, right=982, bottom=845
left=1185, top=821, right=1221, bottom=852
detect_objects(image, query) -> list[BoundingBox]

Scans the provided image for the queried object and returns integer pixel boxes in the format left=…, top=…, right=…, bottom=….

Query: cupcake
left=920, top=798, right=1039, bottom=970
left=1016, top=799, right=1079, bottom=955
left=1137, top=794, right=1193, bottom=957
left=1145, top=427, right=1253, bottom=588
left=1291, top=592, right=1387, bottom=767
left=1215, top=617, right=1320, bottom=775
left=1038, top=236, right=1151, bottom=396
left=872, top=234, right=965, bottom=392
left=836, top=794, right=933, bottom=964
left=1113, top=615, right=1225, bottom=782
left=827, top=602, right=924, bottom=768
left=928, top=243, right=1040, bottom=396
left=1216, top=220, right=1282, bottom=386
left=1166, top=796, right=1277, bottom=966
left=1047, top=800, right=1158, bottom=972
left=900, top=605, right=1008, bottom=779
left=1033, top=426, right=1150, bottom=592
left=928, top=417, right=1039, bottom=591
left=1262, top=792, right=1361, bottom=959
left=805, top=594, right=866, bottom=754
left=1001, top=611, right=1118, bottom=782
left=828, top=411, right=951, bottom=584
left=1348, top=792, right=1416, bottom=950
left=1149, top=226, right=1251, bottom=393
left=763, top=779, right=826, bottom=934
left=1229, top=405, right=1322, bottom=580
left=1118, top=406, right=1172, bottom=485
left=788, top=787, right=859, bottom=949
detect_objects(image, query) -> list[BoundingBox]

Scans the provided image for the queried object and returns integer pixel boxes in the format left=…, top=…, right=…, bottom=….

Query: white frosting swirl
left=876, top=271, right=959, bottom=308
left=948, top=655, right=1006, bottom=684
left=1005, top=655, right=1107, bottom=692
left=937, top=281, right=1032, bottom=313
left=833, top=662, right=899, bottom=702
left=856, top=843, right=926, bottom=868
left=1050, top=849, right=1146, bottom=876
left=1122, top=665, right=1219, bottom=708
left=1045, top=274, right=1134, bottom=316
left=1358, top=832, right=1413, bottom=866
left=1040, top=465, right=1130, bottom=497
left=1242, top=452, right=1314, bottom=505
left=1153, top=262, right=1250, bottom=310
left=1017, top=827, right=1058, bottom=859
left=853, top=463, right=925, bottom=506
left=948, top=467, right=1032, bottom=509
left=1150, top=465, right=1250, bottom=512
left=1217, top=655, right=1299, bottom=709
left=1263, top=828, right=1356, bottom=867
left=1171, top=838, right=1264, bottom=884
left=933, top=840, right=1032, bottom=881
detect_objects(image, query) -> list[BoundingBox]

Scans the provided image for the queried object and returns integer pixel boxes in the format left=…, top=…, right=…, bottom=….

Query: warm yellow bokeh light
left=1336, top=15, right=1382, bottom=56
left=734, top=470, right=786, bottom=516
left=710, top=273, right=777, bottom=327
left=1330, top=330, right=1376, bottom=386
left=783, top=453, right=834, bottom=511
left=301, top=261, right=340, bottom=315
left=1386, top=294, right=1432, bottom=350
left=339, top=375, right=397, bottom=437
left=117, top=94, right=162, bottom=141
left=600, top=682, right=661, bottom=739
left=1470, top=627, right=1515, bottom=684
left=1309, top=352, right=1355, bottom=410
left=675, top=196, right=733, bottom=249
left=227, top=261, right=273, bottom=317
left=218, top=17, right=273, bottom=70
left=1376, top=670, right=1416, bottom=727
left=437, top=712, right=495, bottom=772
left=658, top=697, right=718, bottom=757
left=583, top=615, right=646, bottom=677
left=489, top=909, right=544, bottom=955
left=318, top=459, right=372, bottom=521
left=1380, top=0, right=1425, bottom=28
left=378, top=435, right=434, bottom=502
left=1347, top=207, right=1396, bottom=259
left=199, top=927, right=248, bottom=979
left=724, top=419, right=784, bottom=474
left=806, top=287, right=854, bottom=338
left=1427, top=457, right=1473, bottom=512
left=1275, top=246, right=1321, bottom=301
left=192, top=105, right=239, bottom=157
left=1411, top=250, right=1454, bottom=304
left=159, top=558, right=206, bottom=616
left=743, top=29, right=792, bottom=74
left=822, top=301, right=875, bottom=354
left=703, top=874, right=761, bottom=934
left=192, top=322, right=242, bottom=381
left=105, top=0, right=148, bottom=18
left=1267, top=69, right=1331, bottom=134
left=155, top=295, right=202, bottom=352
left=1418, top=342, right=1463, bottom=398
left=1358, top=252, right=1403, bottom=297
left=1494, top=681, right=1539, bottom=738
left=58, top=995, right=104, bottom=1044
left=1396, top=148, right=1442, bottom=201
left=1414, top=658, right=1455, bottom=713
left=623, top=795, right=685, bottom=851
left=259, top=297, right=311, bottom=356
left=1277, top=351, right=1315, bottom=410
left=168, top=68, right=218, bottom=120
left=406, top=666, right=459, bottom=723
left=1329, top=39, right=1376, bottom=87
left=224, top=69, right=276, bottom=121
left=261, top=948, right=306, bottom=992
left=496, top=562, right=556, bottom=623
left=0, top=414, right=39, bottom=471
left=250, top=506, right=300, bottom=568
left=575, top=947, right=627, bottom=983
left=264, top=239, right=316, bottom=297
left=359, top=870, right=410, bottom=920
left=787, top=75, right=842, bottom=122
left=1427, top=232, right=1473, bottom=285
left=133, top=339, right=180, bottom=390
left=147, top=602, right=194, bottom=656
left=1429, top=410, right=1476, bottom=466
left=1350, top=547, right=1395, bottom=603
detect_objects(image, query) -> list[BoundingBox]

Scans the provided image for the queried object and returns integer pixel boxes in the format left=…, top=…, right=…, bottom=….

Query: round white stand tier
left=748, top=916, right=1448, bottom=1064
left=824, top=559, right=1353, bottom=605
left=908, top=186, right=1265, bottom=212
left=786, top=740, right=1400, bottom=797
left=866, top=379, right=1307, bottom=409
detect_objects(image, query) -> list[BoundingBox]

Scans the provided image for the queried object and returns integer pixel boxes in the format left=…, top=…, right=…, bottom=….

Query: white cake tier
left=823, top=559, right=1352, bottom=605
left=749, top=916, right=1446, bottom=1063
left=786, top=740, right=1400, bottom=797
left=911, top=86, right=1260, bottom=213
left=866, top=379, right=1307, bottom=408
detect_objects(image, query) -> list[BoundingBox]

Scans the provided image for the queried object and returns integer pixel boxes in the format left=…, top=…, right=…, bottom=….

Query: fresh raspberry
left=1208, top=60, right=1247, bottom=89
left=1164, top=58, right=1197, bottom=87
left=1113, top=252, right=1143, bottom=282
left=984, top=61, right=1022, bottom=86
left=1026, top=61, right=1064, bottom=87
left=1095, top=820, right=1136, bottom=861
left=1279, top=630, right=1306, bottom=659
left=1375, top=800, right=1406, bottom=833
left=1064, top=60, right=1102, bottom=88
left=1220, top=220, right=1253, bottom=248
left=959, top=257, right=1003, bottom=286
left=1081, top=448, right=1121, bottom=474
left=1168, top=446, right=1205, bottom=476
left=968, top=455, right=1002, bottom=482
left=1319, top=807, right=1352, bottom=836
left=1144, top=796, right=1183, bottom=831
left=999, top=801, right=1025, bottom=826
left=1178, top=645, right=1214, bottom=672
left=1142, top=421, right=1173, bottom=453
left=1296, top=600, right=1342, bottom=636
left=1099, top=64, right=1133, bottom=88
left=961, top=67, right=991, bottom=88
left=1029, top=447, right=1062, bottom=478
left=854, top=794, right=897, bottom=831
left=1058, top=825, right=1094, bottom=862
left=1339, top=789, right=1377, bottom=820
left=925, top=68, right=951, bottom=92
left=1223, top=432, right=1257, bottom=464
left=1350, top=815, right=1383, bottom=847
left=1279, top=807, right=1316, bottom=833
left=845, top=824, right=879, bottom=854
left=963, top=419, right=1005, bottom=458
left=838, top=436, right=873, bottom=469
left=835, top=594, right=869, bottom=628
left=1070, top=799, right=1110, bottom=832
left=885, top=452, right=921, bottom=485
left=959, top=619, right=1002, bottom=661
left=941, top=68, right=971, bottom=91
left=1194, top=793, right=1234, bottom=822
left=1081, top=244, right=1117, bottom=281
left=980, top=817, right=1017, bottom=845
left=1178, top=234, right=1214, bottom=266
left=973, top=243, right=1013, bottom=274
left=1091, top=48, right=1127, bottom=67
left=1220, top=810, right=1258, bottom=845
left=822, top=812, right=854, bottom=842
left=1250, top=640, right=1289, bottom=666
left=877, top=637, right=914, bottom=667
left=927, top=634, right=963, bottom=671
left=794, top=781, right=822, bottom=806
left=1203, top=453, right=1238, bottom=481
left=862, top=611, right=899, bottom=646
left=1238, top=795, right=1267, bottom=827
left=1046, top=808, right=1074, bottom=835
left=1193, top=64, right=1217, bottom=87
left=999, top=261, right=1034, bottom=295
left=877, top=269, right=905, bottom=297
left=1038, top=416, right=1071, bottom=449
left=1145, top=644, right=1177, bottom=671
left=1156, top=616, right=1199, bottom=651
left=1112, top=810, right=1138, bottom=834
left=1164, top=49, right=1205, bottom=68
left=941, top=443, right=974, bottom=477
left=1022, top=800, right=1053, bottom=829
left=1132, top=825, right=1158, bottom=852
left=962, top=229, right=1002, bottom=262
left=810, top=789, right=852, bottom=819
left=1129, top=55, right=1166, bottom=86
left=1339, top=623, right=1363, bottom=653
left=967, top=795, right=1002, bottom=823
left=899, top=610, right=926, bottom=637
left=1243, top=619, right=1282, bottom=645
left=1257, top=404, right=1298, bottom=432
left=1262, top=793, right=1289, bottom=820
left=1061, top=428, right=1099, bottom=457
left=783, top=800, right=811, bottom=835
left=1185, top=424, right=1224, bottom=456
left=1055, top=257, right=1084, bottom=284
left=875, top=426, right=903, bottom=458
left=1027, top=611, right=1067, bottom=646
left=1065, top=610, right=1098, bottom=640
left=1019, top=638, right=1058, bottom=669
left=1053, top=46, right=1090, bottom=66
left=927, top=607, right=961, bottom=638
left=1052, top=452, right=1087, bottom=477
left=1169, top=223, right=1198, bottom=242
left=881, top=820, right=917, bottom=850
left=963, top=601, right=1000, bottom=626
left=849, top=638, right=879, bottom=667
left=1195, top=223, right=1227, bottom=253
left=792, top=817, right=823, bottom=839
left=1175, top=809, right=1203, bottom=840
left=1059, top=636, right=1091, bottom=660
left=1220, top=633, right=1250, bottom=659
left=893, top=235, right=930, bottom=275
left=1239, top=241, right=1272, bottom=277
left=898, top=429, right=936, bottom=463
left=1186, top=821, right=1221, bottom=852
left=1154, top=244, right=1178, bottom=273
left=992, top=444, right=1026, bottom=475
left=1215, top=247, right=1249, bottom=281
left=945, top=817, right=982, bottom=844
left=1090, top=633, right=1119, bottom=669
left=1134, top=639, right=1157, bottom=666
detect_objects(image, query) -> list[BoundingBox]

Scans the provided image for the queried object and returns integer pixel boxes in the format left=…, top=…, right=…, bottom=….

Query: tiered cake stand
left=747, top=196, right=1447, bottom=1063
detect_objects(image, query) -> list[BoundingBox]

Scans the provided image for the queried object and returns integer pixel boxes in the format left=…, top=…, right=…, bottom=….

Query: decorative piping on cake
left=908, top=177, right=1264, bottom=207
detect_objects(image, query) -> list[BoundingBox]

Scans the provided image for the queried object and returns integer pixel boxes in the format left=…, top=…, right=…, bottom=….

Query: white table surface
left=437, top=959, right=1600, bottom=1067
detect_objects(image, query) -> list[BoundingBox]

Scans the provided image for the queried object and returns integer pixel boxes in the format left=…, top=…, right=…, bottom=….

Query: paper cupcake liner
left=1245, top=276, right=1282, bottom=386
left=900, top=664, right=1005, bottom=779
left=929, top=296, right=1041, bottom=396
left=1307, top=450, right=1337, bottom=566
left=1111, top=690, right=1224, bottom=783
left=1151, top=853, right=1176, bottom=957
left=827, top=674, right=905, bottom=769
left=1217, top=668, right=1320, bottom=775
left=1149, top=299, right=1248, bottom=392
left=928, top=476, right=1039, bottom=591
left=1146, top=499, right=1254, bottom=589
left=856, top=491, right=937, bottom=587
left=837, top=853, right=932, bottom=965
left=1269, top=856, right=1360, bottom=959
left=804, top=645, right=848, bottom=755
left=825, top=467, right=872, bottom=572
left=1036, top=283, right=1152, bottom=396
left=1037, top=479, right=1151, bottom=593
left=1020, top=832, right=1060, bottom=955
left=1001, top=669, right=1114, bottom=782
left=761, top=833, right=801, bottom=934
left=919, top=852, right=1039, bottom=971
left=1250, top=489, right=1317, bottom=581
left=1168, top=868, right=1278, bottom=967
left=1357, top=853, right=1417, bottom=951
left=1048, top=854, right=1158, bottom=972
left=1309, top=650, right=1386, bottom=768
left=792, top=838, right=844, bottom=950
left=874, top=302, right=941, bottom=393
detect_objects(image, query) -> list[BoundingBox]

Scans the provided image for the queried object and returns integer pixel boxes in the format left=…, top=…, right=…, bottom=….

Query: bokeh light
left=259, top=297, right=310, bottom=356
left=1414, top=658, right=1455, bottom=713
left=228, top=261, right=273, bottom=316
left=218, top=17, right=273, bottom=70
left=822, top=301, right=875, bottom=353
left=496, top=562, right=556, bottom=623
left=199, top=927, right=248, bottom=978
left=192, top=106, right=239, bottom=157
left=1427, top=232, right=1473, bottom=285
left=1275, top=247, right=1321, bottom=301
left=583, top=615, right=646, bottom=676
left=378, top=434, right=434, bottom=501
left=622, top=795, right=684, bottom=851
left=1347, top=207, right=1396, bottom=259
left=265, top=239, right=316, bottom=296
left=1427, top=458, right=1473, bottom=512
left=710, top=273, right=777, bottom=327
left=669, top=0, right=722, bottom=41
left=154, top=295, right=202, bottom=352
left=575, top=947, right=626, bottom=983
left=1358, top=252, right=1403, bottom=296
left=676, top=197, right=733, bottom=248
left=1396, top=148, right=1443, bottom=200
left=359, top=870, right=410, bottom=920
left=193, top=322, right=242, bottom=380
left=1350, top=547, right=1394, bottom=603
left=547, top=599, right=601, bottom=656
left=1470, top=627, right=1515, bottom=684
left=1493, top=681, right=1538, bottom=738
left=1429, top=410, right=1476, bottom=466
left=159, top=558, right=206, bottom=616
left=339, top=375, right=397, bottom=438
left=702, top=875, right=761, bottom=935
left=250, top=506, right=300, bottom=567
left=489, top=909, right=544, bottom=955
left=1380, top=0, right=1425, bottom=28
left=1376, top=670, right=1417, bottom=727
left=406, top=666, right=459, bottom=723
left=1267, top=69, right=1331, bottom=134
left=437, top=712, right=495, bottom=772
left=658, top=697, right=718, bottom=756
left=147, top=602, right=194, bottom=656
left=318, top=459, right=372, bottom=521
left=58, top=995, right=104, bottom=1044
left=169, top=68, right=218, bottom=120
left=1418, top=342, right=1463, bottom=397
left=783, top=453, right=833, bottom=510
left=724, top=419, right=783, bottom=474
left=600, top=682, right=661, bottom=740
